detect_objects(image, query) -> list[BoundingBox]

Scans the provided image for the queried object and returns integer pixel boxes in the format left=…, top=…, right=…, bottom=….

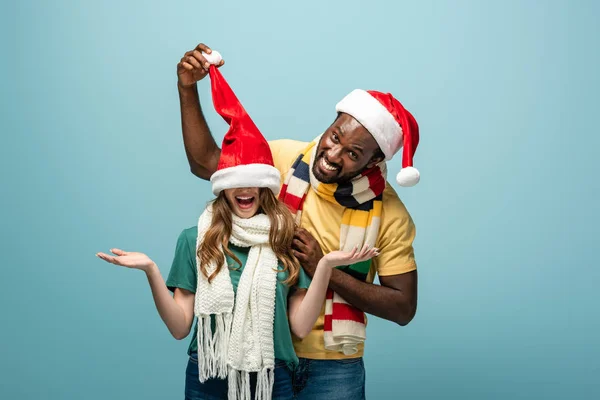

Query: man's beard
left=311, top=151, right=367, bottom=184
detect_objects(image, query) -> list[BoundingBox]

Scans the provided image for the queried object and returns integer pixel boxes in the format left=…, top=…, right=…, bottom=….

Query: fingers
left=196, top=43, right=211, bottom=54
left=293, top=228, right=307, bottom=244
left=185, top=54, right=202, bottom=69
left=178, top=47, right=211, bottom=77
left=190, top=50, right=210, bottom=71
left=350, top=243, right=368, bottom=259
left=179, top=55, right=207, bottom=73
left=359, top=243, right=370, bottom=257
left=351, top=244, right=379, bottom=261
left=177, top=43, right=222, bottom=83
left=96, top=252, right=120, bottom=265
left=110, top=248, right=127, bottom=256
left=179, top=61, right=193, bottom=71
left=292, top=249, right=307, bottom=263
left=194, top=44, right=218, bottom=70
left=294, top=227, right=315, bottom=245
left=367, top=248, right=379, bottom=259
left=292, top=238, right=309, bottom=254
left=362, top=245, right=378, bottom=259
left=348, top=245, right=358, bottom=258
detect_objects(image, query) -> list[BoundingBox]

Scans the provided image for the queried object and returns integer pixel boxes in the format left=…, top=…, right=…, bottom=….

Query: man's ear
left=366, top=153, right=385, bottom=169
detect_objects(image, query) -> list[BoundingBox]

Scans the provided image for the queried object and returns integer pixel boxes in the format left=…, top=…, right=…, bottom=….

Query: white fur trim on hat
left=335, top=89, right=403, bottom=160
left=396, top=166, right=420, bottom=187
left=210, top=163, right=281, bottom=196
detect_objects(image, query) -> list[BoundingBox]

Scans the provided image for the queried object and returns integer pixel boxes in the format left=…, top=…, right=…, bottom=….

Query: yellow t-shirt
left=269, top=139, right=417, bottom=360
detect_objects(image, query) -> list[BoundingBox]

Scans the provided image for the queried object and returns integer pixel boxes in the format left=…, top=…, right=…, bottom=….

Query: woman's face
left=223, top=187, right=261, bottom=219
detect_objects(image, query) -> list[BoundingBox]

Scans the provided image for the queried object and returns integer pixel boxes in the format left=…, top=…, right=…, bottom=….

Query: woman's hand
left=321, top=244, right=379, bottom=269
left=96, top=248, right=156, bottom=273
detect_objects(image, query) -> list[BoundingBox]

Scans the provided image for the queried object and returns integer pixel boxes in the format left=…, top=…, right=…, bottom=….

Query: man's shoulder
left=380, top=183, right=412, bottom=224
left=269, top=138, right=308, bottom=146
left=269, top=139, right=308, bottom=156
left=381, top=182, right=402, bottom=205
left=268, top=139, right=309, bottom=174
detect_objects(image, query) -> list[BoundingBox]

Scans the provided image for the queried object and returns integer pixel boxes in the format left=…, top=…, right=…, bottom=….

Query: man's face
left=312, top=113, right=384, bottom=184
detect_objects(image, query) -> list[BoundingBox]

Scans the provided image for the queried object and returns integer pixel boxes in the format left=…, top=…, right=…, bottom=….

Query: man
left=176, top=43, right=420, bottom=399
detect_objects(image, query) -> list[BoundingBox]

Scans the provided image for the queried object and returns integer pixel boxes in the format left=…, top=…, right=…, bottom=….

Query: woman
left=97, top=56, right=378, bottom=400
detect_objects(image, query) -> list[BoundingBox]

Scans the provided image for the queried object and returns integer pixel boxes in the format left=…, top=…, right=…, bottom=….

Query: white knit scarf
left=194, top=205, right=278, bottom=400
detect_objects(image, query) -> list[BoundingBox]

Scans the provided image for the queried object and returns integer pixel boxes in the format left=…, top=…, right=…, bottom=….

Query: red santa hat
left=335, top=89, right=420, bottom=187
left=203, top=51, right=281, bottom=196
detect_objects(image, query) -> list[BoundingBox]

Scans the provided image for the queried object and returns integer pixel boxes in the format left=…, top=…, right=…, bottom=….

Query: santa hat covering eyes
left=335, top=89, right=420, bottom=187
left=203, top=51, right=281, bottom=196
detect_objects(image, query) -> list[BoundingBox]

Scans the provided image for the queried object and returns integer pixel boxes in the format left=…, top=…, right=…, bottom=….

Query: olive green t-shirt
left=166, top=226, right=311, bottom=366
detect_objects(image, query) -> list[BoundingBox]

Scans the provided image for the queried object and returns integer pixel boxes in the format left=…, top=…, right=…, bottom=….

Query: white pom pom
left=396, top=167, right=420, bottom=187
left=201, top=50, right=222, bottom=65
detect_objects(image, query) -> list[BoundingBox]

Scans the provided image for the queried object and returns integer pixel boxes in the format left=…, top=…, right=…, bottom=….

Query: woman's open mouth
left=235, top=196, right=255, bottom=210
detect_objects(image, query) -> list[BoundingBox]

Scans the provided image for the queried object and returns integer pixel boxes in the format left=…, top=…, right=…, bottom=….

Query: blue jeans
left=185, top=352, right=294, bottom=400
left=292, top=357, right=366, bottom=400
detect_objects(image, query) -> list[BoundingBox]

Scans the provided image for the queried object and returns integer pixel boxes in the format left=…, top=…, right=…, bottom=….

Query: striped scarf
left=278, top=138, right=386, bottom=355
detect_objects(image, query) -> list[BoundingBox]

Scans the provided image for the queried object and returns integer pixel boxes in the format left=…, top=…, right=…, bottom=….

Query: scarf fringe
left=227, top=367, right=274, bottom=400
left=194, top=206, right=277, bottom=398
left=197, top=313, right=232, bottom=382
left=228, top=369, right=251, bottom=400
left=255, top=367, right=275, bottom=400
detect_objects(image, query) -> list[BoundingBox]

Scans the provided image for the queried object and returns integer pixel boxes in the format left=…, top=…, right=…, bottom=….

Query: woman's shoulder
left=177, top=225, right=198, bottom=247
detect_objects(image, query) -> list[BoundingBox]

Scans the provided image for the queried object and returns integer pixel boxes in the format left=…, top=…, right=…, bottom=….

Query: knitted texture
left=194, top=204, right=277, bottom=399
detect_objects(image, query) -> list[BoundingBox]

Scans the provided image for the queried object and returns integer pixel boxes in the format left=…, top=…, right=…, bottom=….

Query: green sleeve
left=296, top=267, right=312, bottom=290
left=165, top=227, right=198, bottom=294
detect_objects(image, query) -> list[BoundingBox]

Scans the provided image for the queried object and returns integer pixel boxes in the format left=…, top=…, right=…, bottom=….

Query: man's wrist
left=328, top=267, right=349, bottom=288
left=177, top=81, right=198, bottom=93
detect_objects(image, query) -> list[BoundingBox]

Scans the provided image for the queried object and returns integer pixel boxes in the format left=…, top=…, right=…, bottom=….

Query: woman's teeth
left=235, top=196, right=255, bottom=209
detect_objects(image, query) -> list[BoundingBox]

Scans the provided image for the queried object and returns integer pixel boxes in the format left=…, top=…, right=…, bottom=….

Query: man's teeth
left=322, top=158, right=339, bottom=171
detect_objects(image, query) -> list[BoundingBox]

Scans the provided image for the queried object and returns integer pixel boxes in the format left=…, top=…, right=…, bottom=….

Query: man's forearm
left=328, top=269, right=416, bottom=325
left=178, top=84, right=220, bottom=180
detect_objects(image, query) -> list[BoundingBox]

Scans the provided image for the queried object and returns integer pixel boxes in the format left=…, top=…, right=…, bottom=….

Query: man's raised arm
left=176, top=42, right=222, bottom=180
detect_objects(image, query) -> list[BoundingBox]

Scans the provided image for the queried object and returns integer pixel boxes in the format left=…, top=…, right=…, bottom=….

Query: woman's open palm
left=322, top=244, right=379, bottom=268
left=96, top=248, right=155, bottom=272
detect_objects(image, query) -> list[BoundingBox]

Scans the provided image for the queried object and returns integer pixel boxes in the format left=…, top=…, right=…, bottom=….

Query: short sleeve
left=166, top=227, right=198, bottom=294
left=268, top=139, right=308, bottom=177
left=373, top=185, right=417, bottom=277
left=296, top=267, right=312, bottom=290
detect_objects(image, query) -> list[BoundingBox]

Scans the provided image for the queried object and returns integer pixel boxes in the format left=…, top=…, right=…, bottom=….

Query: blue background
left=2, top=1, right=599, bottom=399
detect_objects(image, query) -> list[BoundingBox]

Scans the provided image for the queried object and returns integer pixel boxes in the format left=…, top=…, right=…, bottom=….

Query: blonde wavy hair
left=197, top=188, right=300, bottom=285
